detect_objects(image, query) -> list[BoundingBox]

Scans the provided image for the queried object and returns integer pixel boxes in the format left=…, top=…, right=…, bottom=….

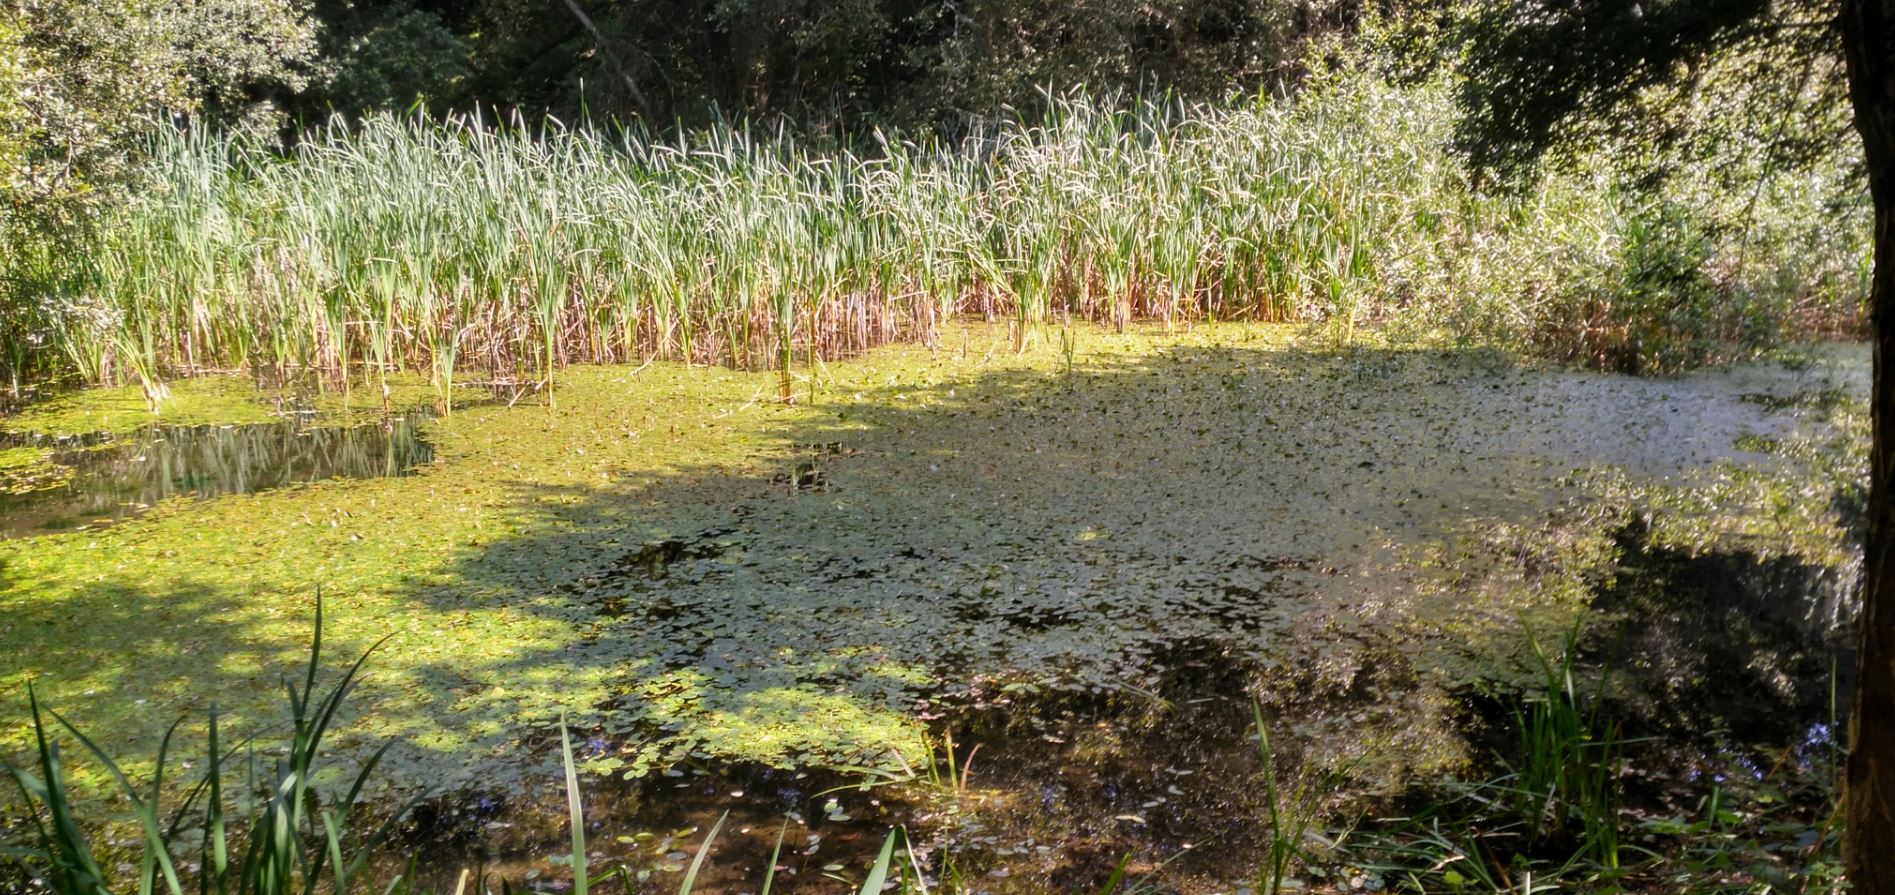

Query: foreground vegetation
left=3, top=602, right=1847, bottom=894
left=2, top=62, right=1867, bottom=406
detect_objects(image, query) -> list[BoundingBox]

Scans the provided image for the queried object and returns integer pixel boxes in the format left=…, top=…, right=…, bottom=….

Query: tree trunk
left=1843, top=0, right=1895, bottom=886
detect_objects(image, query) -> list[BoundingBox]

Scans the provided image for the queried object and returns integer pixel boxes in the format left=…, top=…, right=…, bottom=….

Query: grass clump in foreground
left=4, top=594, right=399, bottom=895
left=0, top=596, right=1141, bottom=895
left=2, top=603, right=1847, bottom=895
left=1355, top=625, right=1847, bottom=895
left=0, top=52, right=1867, bottom=408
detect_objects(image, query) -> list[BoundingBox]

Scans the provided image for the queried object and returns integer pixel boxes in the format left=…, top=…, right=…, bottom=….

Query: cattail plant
left=0, top=71, right=1866, bottom=400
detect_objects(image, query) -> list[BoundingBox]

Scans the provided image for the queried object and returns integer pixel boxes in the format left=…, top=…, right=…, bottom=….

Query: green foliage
left=1252, top=700, right=1334, bottom=894
left=1511, top=623, right=1622, bottom=871
left=1414, top=0, right=1865, bottom=378
left=0, top=0, right=317, bottom=221
left=0, top=62, right=1865, bottom=403
left=559, top=715, right=589, bottom=895
left=298, top=0, right=1349, bottom=129
left=0, top=0, right=1867, bottom=399
left=1526, top=199, right=1795, bottom=373
left=1356, top=623, right=1627, bottom=891
left=902, top=0, right=1347, bottom=125
left=1449, top=0, right=1846, bottom=184
left=317, top=5, right=470, bottom=114
left=0, top=0, right=320, bottom=401
left=1, top=593, right=404, bottom=895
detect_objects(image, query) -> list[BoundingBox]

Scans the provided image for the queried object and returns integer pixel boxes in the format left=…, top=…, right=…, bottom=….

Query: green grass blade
left=759, top=819, right=789, bottom=895
left=675, top=810, right=729, bottom=895
left=560, top=714, right=588, bottom=895
left=47, top=705, right=185, bottom=895
left=856, top=830, right=898, bottom=895
left=1095, top=852, right=1133, bottom=895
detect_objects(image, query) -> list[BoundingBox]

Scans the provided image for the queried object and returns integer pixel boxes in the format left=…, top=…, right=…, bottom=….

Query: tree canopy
left=1444, top=0, right=1893, bottom=888
left=299, top=0, right=1358, bottom=128
left=1449, top=0, right=1851, bottom=186
left=0, top=0, right=317, bottom=228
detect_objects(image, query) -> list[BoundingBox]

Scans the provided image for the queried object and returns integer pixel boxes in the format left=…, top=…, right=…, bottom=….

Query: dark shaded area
left=296, top=0, right=1359, bottom=132
left=929, top=636, right=1428, bottom=892
left=1449, top=0, right=1849, bottom=185
left=392, top=748, right=930, bottom=894
left=385, top=637, right=1434, bottom=894
left=1600, top=519, right=1854, bottom=738
left=1588, top=517, right=1856, bottom=808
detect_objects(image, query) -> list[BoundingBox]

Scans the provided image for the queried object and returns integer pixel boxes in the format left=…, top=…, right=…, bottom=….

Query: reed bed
left=7, top=72, right=1867, bottom=406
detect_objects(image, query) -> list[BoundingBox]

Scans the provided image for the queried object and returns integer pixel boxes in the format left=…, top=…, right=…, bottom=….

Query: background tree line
left=0, top=0, right=1360, bottom=224
left=306, top=0, right=1356, bottom=129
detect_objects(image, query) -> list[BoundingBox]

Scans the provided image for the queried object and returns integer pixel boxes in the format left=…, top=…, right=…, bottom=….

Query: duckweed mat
left=0, top=324, right=1865, bottom=891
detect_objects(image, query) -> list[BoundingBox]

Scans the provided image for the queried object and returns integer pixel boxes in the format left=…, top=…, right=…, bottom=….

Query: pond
left=0, top=326, right=1866, bottom=892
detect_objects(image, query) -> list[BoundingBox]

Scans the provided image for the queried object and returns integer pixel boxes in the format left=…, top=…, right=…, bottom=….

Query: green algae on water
left=1, top=372, right=483, bottom=438
left=0, top=324, right=1865, bottom=819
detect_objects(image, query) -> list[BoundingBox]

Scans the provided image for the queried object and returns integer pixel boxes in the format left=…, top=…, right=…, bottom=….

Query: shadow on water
left=394, top=749, right=933, bottom=894
left=387, top=636, right=1429, bottom=894
left=0, top=415, right=434, bottom=538
left=0, top=339, right=1866, bottom=892
left=359, top=342, right=1865, bottom=892
left=931, top=639, right=1331, bottom=892
left=1439, top=508, right=1859, bottom=843
left=1583, top=517, right=1858, bottom=816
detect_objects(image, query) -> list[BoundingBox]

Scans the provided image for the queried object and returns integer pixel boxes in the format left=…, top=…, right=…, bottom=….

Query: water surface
left=0, top=332, right=1865, bottom=892
left=0, top=415, right=433, bottom=537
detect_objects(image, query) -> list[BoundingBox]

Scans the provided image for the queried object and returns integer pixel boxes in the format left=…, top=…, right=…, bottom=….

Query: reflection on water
left=0, top=416, right=433, bottom=538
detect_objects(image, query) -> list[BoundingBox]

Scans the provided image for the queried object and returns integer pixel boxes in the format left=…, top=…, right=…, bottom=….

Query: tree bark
left=1843, top=0, right=1895, bottom=886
